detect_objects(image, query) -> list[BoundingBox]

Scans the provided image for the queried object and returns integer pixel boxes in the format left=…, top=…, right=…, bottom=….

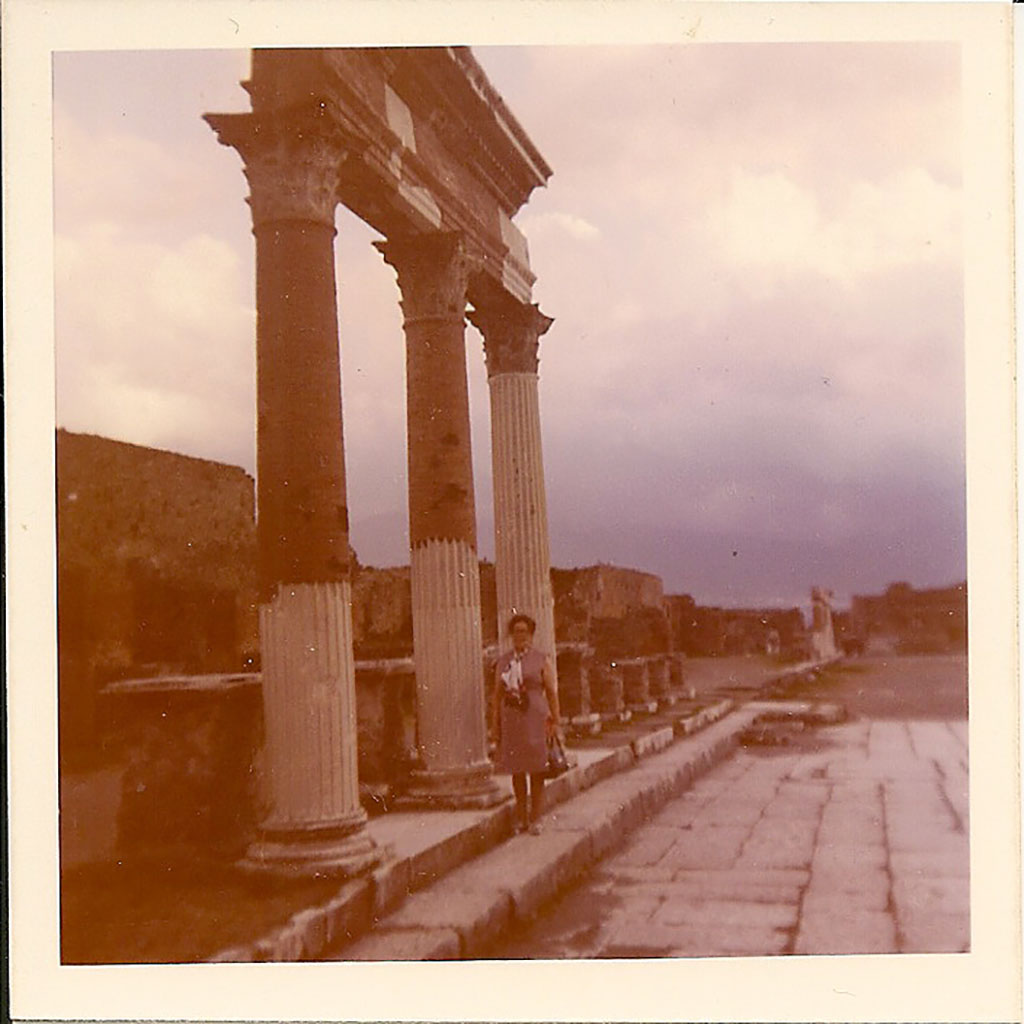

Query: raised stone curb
left=209, top=683, right=798, bottom=963
left=335, top=708, right=761, bottom=960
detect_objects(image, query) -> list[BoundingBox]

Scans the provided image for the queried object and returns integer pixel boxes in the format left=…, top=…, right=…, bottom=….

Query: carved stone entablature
left=205, top=111, right=347, bottom=229
left=375, top=232, right=473, bottom=323
left=469, top=300, right=554, bottom=376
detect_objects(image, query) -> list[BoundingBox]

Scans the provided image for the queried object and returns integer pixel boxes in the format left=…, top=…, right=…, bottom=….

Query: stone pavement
left=492, top=716, right=969, bottom=958
left=322, top=702, right=769, bottom=961
left=210, top=694, right=754, bottom=961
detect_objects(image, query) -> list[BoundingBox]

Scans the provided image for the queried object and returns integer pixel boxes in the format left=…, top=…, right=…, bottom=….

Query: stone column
left=468, top=300, right=558, bottom=680
left=206, top=113, right=379, bottom=875
left=376, top=232, right=503, bottom=808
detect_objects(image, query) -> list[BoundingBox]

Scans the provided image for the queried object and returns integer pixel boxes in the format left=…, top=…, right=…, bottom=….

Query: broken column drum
left=204, top=109, right=380, bottom=875
left=470, top=300, right=558, bottom=685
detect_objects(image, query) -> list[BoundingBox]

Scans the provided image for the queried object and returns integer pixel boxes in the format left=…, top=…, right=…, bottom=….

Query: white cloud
left=518, top=210, right=601, bottom=242
left=716, top=166, right=960, bottom=286
left=56, top=221, right=256, bottom=468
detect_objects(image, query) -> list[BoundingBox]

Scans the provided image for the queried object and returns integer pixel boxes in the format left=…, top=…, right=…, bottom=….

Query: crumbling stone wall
left=665, top=593, right=805, bottom=658
left=57, top=430, right=259, bottom=766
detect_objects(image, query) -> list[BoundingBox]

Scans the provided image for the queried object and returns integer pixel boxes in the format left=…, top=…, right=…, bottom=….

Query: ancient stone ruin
left=204, top=47, right=557, bottom=873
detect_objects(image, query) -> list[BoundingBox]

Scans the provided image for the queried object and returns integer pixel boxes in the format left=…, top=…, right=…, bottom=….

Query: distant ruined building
left=57, top=430, right=816, bottom=762
left=59, top=429, right=844, bottom=865
left=847, top=581, right=967, bottom=653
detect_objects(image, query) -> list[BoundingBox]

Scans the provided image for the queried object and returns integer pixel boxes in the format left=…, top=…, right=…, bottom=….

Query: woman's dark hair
left=507, top=613, right=537, bottom=635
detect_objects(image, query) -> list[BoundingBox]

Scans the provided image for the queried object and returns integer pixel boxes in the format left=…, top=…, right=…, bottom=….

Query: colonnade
left=209, top=106, right=557, bottom=873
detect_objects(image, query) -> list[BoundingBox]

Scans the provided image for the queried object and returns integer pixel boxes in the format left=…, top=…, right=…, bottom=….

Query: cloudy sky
left=53, top=42, right=965, bottom=609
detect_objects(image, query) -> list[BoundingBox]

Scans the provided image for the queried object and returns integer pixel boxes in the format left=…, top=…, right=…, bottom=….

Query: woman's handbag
left=545, top=732, right=569, bottom=779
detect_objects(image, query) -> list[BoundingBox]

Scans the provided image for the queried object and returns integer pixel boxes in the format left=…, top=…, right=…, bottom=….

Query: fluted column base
left=405, top=538, right=505, bottom=809
left=241, top=818, right=382, bottom=878
left=246, top=581, right=381, bottom=876
left=398, top=760, right=507, bottom=810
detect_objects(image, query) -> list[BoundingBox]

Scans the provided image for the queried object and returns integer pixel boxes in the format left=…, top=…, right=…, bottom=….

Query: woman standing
left=492, top=613, right=562, bottom=834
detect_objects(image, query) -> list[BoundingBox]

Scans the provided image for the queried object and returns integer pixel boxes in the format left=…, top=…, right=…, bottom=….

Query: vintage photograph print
left=54, top=40, right=970, bottom=964
left=6, top=3, right=1017, bottom=1021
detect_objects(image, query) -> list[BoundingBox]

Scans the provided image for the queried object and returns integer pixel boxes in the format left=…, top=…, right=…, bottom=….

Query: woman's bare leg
left=512, top=773, right=529, bottom=830
left=528, top=773, right=546, bottom=824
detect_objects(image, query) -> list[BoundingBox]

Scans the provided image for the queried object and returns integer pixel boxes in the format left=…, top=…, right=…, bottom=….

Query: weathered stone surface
left=341, top=926, right=462, bottom=961
left=803, top=868, right=890, bottom=909
left=654, top=897, right=798, bottom=931
left=659, top=826, right=750, bottom=870
left=690, top=797, right=768, bottom=829
left=891, top=876, right=969, bottom=917
left=889, top=850, right=969, bottom=878
left=794, top=910, right=897, bottom=955
left=632, top=725, right=675, bottom=759
left=801, top=887, right=889, bottom=916
left=371, top=857, right=412, bottom=920
left=665, top=868, right=809, bottom=904
left=898, top=911, right=970, bottom=953
left=437, top=829, right=592, bottom=921
left=383, top=886, right=513, bottom=956
left=321, top=879, right=374, bottom=949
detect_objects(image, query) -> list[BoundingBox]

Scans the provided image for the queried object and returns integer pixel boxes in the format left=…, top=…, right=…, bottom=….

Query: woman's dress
left=495, top=647, right=550, bottom=774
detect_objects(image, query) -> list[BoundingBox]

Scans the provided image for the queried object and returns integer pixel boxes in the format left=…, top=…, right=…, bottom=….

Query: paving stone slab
left=898, top=911, right=970, bottom=953
left=648, top=792, right=714, bottom=828
left=688, top=798, right=768, bottom=828
left=603, top=919, right=790, bottom=958
left=653, top=897, right=798, bottom=931
left=889, top=850, right=970, bottom=879
left=762, top=796, right=828, bottom=820
left=794, top=909, right=897, bottom=955
left=804, top=868, right=890, bottom=907
left=666, top=929, right=791, bottom=958
left=891, top=876, right=969, bottom=917
left=659, top=826, right=751, bottom=870
left=811, top=844, right=888, bottom=871
left=595, top=864, right=677, bottom=885
left=801, top=887, right=889, bottom=915
left=603, top=826, right=678, bottom=868
left=621, top=876, right=803, bottom=907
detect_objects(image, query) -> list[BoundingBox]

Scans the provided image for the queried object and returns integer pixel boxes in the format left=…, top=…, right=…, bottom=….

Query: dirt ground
left=771, top=653, right=968, bottom=721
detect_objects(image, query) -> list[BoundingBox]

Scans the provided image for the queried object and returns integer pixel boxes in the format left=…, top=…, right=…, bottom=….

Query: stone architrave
left=376, top=232, right=504, bottom=809
left=468, top=299, right=558, bottom=687
left=206, top=110, right=380, bottom=875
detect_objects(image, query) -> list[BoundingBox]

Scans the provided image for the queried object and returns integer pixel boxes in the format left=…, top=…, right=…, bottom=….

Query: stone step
left=327, top=707, right=762, bottom=961
left=208, top=698, right=754, bottom=962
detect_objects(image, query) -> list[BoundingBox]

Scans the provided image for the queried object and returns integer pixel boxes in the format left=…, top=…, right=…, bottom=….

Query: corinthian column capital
left=468, top=299, right=554, bottom=376
left=206, top=112, right=345, bottom=228
left=374, top=232, right=472, bottom=323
